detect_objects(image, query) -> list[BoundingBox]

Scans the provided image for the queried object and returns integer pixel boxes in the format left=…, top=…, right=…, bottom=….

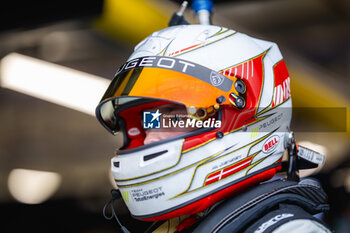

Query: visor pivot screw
left=235, top=79, right=246, bottom=94
left=188, top=106, right=197, bottom=115
left=242, top=125, right=247, bottom=131
left=216, top=131, right=224, bottom=139
left=235, top=97, right=245, bottom=109
left=196, top=108, right=207, bottom=118
left=216, top=95, right=226, bottom=104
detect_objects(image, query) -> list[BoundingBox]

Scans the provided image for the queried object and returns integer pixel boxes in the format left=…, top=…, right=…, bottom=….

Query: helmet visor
left=96, top=56, right=237, bottom=134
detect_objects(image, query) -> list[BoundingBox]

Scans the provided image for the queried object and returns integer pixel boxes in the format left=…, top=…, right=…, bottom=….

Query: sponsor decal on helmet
left=121, top=191, right=130, bottom=203
left=210, top=71, right=224, bottom=86
left=115, top=56, right=232, bottom=92
left=211, top=154, right=244, bottom=171
left=116, top=56, right=196, bottom=76
left=262, top=135, right=280, bottom=154
left=272, top=59, right=291, bottom=107
left=128, top=127, right=141, bottom=136
left=205, top=156, right=252, bottom=186
left=273, top=77, right=291, bottom=107
left=251, top=126, right=259, bottom=138
left=259, top=113, right=284, bottom=131
left=129, top=187, right=165, bottom=202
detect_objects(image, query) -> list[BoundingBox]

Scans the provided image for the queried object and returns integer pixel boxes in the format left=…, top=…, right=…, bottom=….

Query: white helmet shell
left=97, top=25, right=292, bottom=221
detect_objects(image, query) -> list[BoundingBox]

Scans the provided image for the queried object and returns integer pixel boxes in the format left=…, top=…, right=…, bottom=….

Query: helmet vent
left=143, top=150, right=168, bottom=161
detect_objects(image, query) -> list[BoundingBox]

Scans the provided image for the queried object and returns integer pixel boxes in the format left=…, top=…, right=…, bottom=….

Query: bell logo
left=263, top=135, right=280, bottom=154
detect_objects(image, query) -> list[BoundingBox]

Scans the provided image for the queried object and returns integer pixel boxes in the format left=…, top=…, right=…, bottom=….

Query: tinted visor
left=96, top=56, right=237, bottom=134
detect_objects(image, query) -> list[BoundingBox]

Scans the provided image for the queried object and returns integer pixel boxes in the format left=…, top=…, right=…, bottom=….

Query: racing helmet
left=96, top=25, right=292, bottom=221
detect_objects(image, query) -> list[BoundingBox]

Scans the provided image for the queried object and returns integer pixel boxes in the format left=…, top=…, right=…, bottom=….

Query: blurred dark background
left=0, top=0, right=349, bottom=232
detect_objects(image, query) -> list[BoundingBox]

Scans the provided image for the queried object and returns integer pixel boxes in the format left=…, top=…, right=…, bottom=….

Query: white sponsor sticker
left=128, top=127, right=141, bottom=136
left=298, top=146, right=325, bottom=165
left=130, top=187, right=165, bottom=202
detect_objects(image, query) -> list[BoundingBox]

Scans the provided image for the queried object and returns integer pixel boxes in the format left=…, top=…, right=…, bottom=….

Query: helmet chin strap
left=286, top=131, right=300, bottom=181
left=103, top=189, right=131, bottom=233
